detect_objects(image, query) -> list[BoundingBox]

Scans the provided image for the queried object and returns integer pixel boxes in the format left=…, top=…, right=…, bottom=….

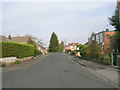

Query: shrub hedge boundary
left=1, top=41, right=35, bottom=58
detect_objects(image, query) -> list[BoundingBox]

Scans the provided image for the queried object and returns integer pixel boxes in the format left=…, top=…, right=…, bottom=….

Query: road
left=2, top=53, right=118, bottom=88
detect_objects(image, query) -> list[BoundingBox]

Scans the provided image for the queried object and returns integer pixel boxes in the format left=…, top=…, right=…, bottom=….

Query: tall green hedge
left=1, top=41, right=35, bottom=58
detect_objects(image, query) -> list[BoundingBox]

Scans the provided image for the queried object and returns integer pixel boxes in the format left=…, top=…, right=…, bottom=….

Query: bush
left=34, top=49, right=42, bottom=56
left=70, top=50, right=76, bottom=55
left=0, top=62, right=5, bottom=67
left=85, top=41, right=101, bottom=59
left=1, top=41, right=35, bottom=58
left=14, top=60, right=20, bottom=64
left=92, top=59, right=109, bottom=65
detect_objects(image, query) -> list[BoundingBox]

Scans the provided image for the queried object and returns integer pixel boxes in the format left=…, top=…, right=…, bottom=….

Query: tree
left=49, top=32, right=60, bottom=52
left=86, top=41, right=101, bottom=59
left=59, top=41, right=65, bottom=52
left=109, top=32, right=120, bottom=53
left=108, top=9, right=120, bottom=31
left=108, top=8, right=120, bottom=53
left=76, top=44, right=87, bottom=56
left=26, top=35, right=44, bottom=46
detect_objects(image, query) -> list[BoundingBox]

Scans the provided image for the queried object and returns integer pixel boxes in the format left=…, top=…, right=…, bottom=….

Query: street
left=2, top=53, right=118, bottom=88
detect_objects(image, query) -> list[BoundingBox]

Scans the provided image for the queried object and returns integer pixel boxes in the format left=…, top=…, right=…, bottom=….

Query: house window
left=96, top=34, right=99, bottom=44
left=92, top=36, right=95, bottom=41
left=69, top=46, right=73, bottom=48
left=99, top=33, right=103, bottom=44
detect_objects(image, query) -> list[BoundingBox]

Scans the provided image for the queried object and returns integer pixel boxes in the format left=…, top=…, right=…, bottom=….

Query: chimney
left=106, top=28, right=109, bottom=32
left=8, top=35, right=11, bottom=41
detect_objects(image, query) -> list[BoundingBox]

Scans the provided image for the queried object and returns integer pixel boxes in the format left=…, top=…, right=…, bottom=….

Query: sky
left=1, top=0, right=117, bottom=47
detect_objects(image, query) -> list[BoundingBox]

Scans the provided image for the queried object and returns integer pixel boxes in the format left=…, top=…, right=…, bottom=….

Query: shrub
left=85, top=41, right=101, bottom=59
left=1, top=41, right=34, bottom=58
left=0, top=62, right=5, bottom=67
left=70, top=50, right=76, bottom=55
left=65, top=49, right=71, bottom=54
left=92, top=59, right=110, bottom=65
left=14, top=60, right=20, bottom=64
left=34, top=49, right=42, bottom=56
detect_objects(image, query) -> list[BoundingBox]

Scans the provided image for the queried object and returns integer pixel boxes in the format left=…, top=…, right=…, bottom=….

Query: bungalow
left=8, top=35, right=48, bottom=54
left=0, top=35, right=9, bottom=41
left=9, top=35, right=33, bottom=44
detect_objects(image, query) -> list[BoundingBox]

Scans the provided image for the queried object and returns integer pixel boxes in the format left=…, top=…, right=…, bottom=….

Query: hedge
left=34, top=49, right=42, bottom=57
left=1, top=41, right=35, bottom=58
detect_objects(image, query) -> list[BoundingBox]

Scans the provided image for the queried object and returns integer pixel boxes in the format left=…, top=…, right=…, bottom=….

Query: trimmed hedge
left=1, top=41, right=35, bottom=58
left=34, top=49, right=42, bottom=56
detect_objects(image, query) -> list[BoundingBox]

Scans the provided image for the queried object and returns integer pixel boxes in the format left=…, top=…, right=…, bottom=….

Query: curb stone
left=72, top=59, right=120, bottom=87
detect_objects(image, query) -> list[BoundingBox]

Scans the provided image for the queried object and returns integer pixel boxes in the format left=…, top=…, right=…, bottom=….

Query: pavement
left=2, top=53, right=119, bottom=88
left=72, top=56, right=120, bottom=87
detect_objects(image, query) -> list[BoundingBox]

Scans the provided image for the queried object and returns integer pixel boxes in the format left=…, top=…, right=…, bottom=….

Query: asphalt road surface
left=2, top=53, right=118, bottom=88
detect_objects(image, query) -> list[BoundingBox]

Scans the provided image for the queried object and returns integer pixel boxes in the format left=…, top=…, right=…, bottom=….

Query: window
left=70, top=46, right=73, bottom=48
left=96, top=34, right=99, bottom=44
left=92, top=36, right=95, bottom=41
left=99, top=33, right=103, bottom=44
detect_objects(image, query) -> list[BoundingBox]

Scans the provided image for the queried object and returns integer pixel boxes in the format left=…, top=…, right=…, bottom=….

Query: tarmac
left=72, top=56, right=120, bottom=87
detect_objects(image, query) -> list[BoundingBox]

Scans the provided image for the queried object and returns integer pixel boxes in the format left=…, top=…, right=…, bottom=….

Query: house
left=84, top=37, right=91, bottom=45
left=0, top=35, right=9, bottom=41
left=9, top=35, right=48, bottom=54
left=65, top=43, right=79, bottom=51
left=10, top=36, right=33, bottom=44
left=89, top=29, right=116, bottom=54
left=0, top=35, right=47, bottom=55
left=36, top=45, right=48, bottom=55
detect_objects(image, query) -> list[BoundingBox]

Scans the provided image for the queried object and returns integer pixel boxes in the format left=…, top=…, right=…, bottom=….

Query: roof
left=67, top=43, right=79, bottom=46
left=0, top=35, right=9, bottom=41
left=91, top=29, right=116, bottom=36
left=84, top=42, right=89, bottom=45
left=11, top=36, right=31, bottom=43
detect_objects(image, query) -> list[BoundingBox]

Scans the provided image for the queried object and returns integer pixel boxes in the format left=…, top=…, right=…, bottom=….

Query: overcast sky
left=1, top=0, right=117, bottom=46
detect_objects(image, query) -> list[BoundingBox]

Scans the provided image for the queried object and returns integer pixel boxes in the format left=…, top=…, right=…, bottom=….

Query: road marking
left=2, top=55, right=49, bottom=72
left=2, top=59, right=40, bottom=72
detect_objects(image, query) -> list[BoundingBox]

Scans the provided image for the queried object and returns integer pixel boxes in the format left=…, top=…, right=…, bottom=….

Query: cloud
left=1, top=0, right=117, bottom=3
left=2, top=2, right=116, bottom=46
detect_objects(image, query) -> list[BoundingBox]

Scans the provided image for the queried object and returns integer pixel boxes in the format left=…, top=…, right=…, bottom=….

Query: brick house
left=65, top=43, right=79, bottom=51
left=89, top=29, right=116, bottom=54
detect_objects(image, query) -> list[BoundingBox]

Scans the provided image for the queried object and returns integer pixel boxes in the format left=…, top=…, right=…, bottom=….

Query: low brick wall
left=0, top=56, right=34, bottom=66
left=0, top=57, right=17, bottom=63
left=18, top=56, right=33, bottom=63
